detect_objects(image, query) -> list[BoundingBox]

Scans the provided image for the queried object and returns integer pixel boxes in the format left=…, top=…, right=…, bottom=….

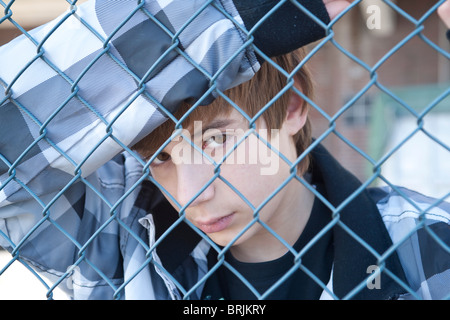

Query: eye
left=152, top=152, right=171, bottom=165
left=202, top=134, right=228, bottom=150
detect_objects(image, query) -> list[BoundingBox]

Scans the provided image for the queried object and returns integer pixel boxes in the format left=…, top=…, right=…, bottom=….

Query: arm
left=0, top=0, right=343, bottom=294
left=0, top=0, right=343, bottom=210
left=232, top=0, right=349, bottom=58
left=1, top=0, right=259, bottom=296
left=0, top=0, right=259, bottom=208
left=232, top=0, right=330, bottom=58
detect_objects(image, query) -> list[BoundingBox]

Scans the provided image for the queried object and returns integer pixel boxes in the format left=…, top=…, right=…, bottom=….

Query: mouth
left=195, top=212, right=235, bottom=234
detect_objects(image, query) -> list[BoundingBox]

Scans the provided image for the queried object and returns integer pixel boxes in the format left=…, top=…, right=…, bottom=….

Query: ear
left=283, top=89, right=308, bottom=136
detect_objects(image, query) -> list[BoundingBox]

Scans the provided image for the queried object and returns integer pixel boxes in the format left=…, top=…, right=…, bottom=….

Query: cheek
left=221, top=135, right=292, bottom=186
left=220, top=138, right=291, bottom=205
left=150, top=168, right=178, bottom=205
left=220, top=162, right=287, bottom=209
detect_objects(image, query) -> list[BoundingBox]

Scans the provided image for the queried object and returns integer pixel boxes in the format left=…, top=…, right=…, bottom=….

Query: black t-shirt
left=201, top=184, right=333, bottom=300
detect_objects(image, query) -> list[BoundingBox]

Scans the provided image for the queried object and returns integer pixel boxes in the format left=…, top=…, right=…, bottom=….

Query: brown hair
left=134, top=48, right=314, bottom=174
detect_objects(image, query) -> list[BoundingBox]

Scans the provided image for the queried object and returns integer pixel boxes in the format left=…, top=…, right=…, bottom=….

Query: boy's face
left=149, top=106, right=309, bottom=256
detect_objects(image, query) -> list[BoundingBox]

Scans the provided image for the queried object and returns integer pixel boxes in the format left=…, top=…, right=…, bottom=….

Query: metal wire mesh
left=0, top=0, right=449, bottom=300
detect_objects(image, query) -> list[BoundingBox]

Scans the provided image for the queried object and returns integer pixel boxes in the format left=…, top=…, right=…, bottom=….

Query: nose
left=175, top=162, right=215, bottom=209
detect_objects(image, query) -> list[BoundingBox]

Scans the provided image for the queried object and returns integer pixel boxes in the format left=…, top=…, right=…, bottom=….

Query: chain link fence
left=0, top=0, right=449, bottom=300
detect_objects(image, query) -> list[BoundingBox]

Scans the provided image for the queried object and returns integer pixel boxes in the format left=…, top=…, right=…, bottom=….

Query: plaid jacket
left=0, top=0, right=449, bottom=300
left=1, top=146, right=449, bottom=300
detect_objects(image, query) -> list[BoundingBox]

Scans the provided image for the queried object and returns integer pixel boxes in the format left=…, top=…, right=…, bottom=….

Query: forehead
left=185, top=106, right=248, bottom=132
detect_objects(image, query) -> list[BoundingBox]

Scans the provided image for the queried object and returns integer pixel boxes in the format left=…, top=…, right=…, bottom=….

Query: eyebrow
left=144, top=119, right=237, bottom=158
left=196, top=118, right=237, bottom=135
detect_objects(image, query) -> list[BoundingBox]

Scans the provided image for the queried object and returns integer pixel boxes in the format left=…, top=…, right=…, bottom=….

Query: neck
left=230, top=179, right=315, bottom=263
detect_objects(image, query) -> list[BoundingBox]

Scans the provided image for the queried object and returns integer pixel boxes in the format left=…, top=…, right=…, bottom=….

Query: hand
left=323, top=0, right=351, bottom=20
left=438, top=0, right=450, bottom=28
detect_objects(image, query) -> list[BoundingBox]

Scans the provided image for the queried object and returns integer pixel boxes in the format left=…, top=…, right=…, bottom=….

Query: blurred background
left=306, top=0, right=450, bottom=198
left=0, top=0, right=449, bottom=299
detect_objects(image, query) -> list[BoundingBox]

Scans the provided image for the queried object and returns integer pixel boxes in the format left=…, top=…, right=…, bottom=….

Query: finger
left=438, top=0, right=450, bottom=28
left=325, top=1, right=351, bottom=20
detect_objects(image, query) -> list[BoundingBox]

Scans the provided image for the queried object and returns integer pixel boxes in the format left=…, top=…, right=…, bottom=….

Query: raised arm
left=0, top=0, right=343, bottom=210
left=0, top=0, right=345, bottom=297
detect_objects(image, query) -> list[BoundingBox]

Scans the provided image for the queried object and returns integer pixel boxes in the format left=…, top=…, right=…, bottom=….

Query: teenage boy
left=133, top=48, right=450, bottom=300
left=0, top=0, right=449, bottom=300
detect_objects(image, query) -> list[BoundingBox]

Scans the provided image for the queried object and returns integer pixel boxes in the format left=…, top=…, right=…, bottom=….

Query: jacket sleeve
left=0, top=0, right=330, bottom=293
left=0, top=0, right=259, bottom=209
left=0, top=0, right=329, bottom=229
left=374, top=186, right=450, bottom=300
left=0, top=0, right=260, bottom=295
left=233, top=0, right=330, bottom=58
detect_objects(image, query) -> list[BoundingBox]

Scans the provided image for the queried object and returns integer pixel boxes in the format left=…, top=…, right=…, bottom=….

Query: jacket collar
left=135, top=180, right=201, bottom=275
left=310, top=143, right=408, bottom=299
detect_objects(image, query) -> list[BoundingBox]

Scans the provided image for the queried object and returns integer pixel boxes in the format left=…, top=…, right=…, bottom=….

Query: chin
left=208, top=227, right=253, bottom=249
left=208, top=235, right=234, bottom=248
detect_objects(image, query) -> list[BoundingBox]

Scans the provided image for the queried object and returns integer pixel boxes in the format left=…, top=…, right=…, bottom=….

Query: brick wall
left=306, top=0, right=449, bottom=182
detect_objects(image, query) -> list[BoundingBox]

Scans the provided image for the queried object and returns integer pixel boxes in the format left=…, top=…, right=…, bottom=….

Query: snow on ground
left=0, top=250, right=68, bottom=300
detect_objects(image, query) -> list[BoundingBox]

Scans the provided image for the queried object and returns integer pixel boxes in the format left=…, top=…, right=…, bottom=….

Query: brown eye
left=213, top=134, right=227, bottom=144
left=203, top=134, right=227, bottom=149
left=154, top=152, right=171, bottom=163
